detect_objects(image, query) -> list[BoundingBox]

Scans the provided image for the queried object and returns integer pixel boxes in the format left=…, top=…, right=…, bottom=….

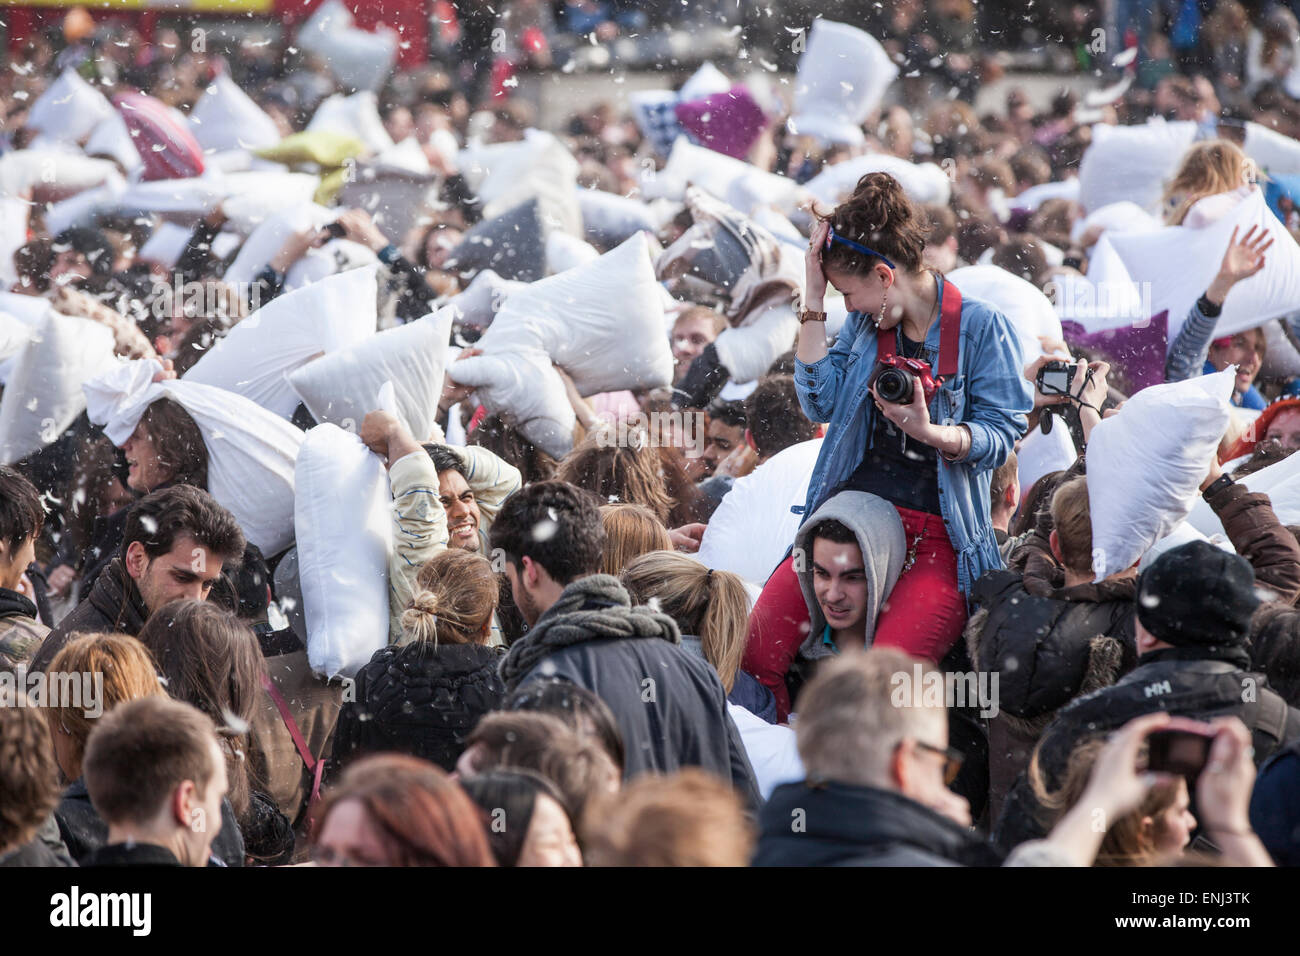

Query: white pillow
left=289, top=308, right=453, bottom=441
left=1245, top=121, right=1300, bottom=177
left=1086, top=368, right=1234, bottom=578
left=186, top=267, right=378, bottom=418
left=307, top=91, right=394, bottom=155
left=0, top=312, right=115, bottom=464
left=0, top=197, right=28, bottom=287
left=1187, top=437, right=1300, bottom=536
left=446, top=344, right=576, bottom=460
left=545, top=231, right=600, bottom=274
left=26, top=68, right=114, bottom=144
left=791, top=20, right=897, bottom=147
left=83, top=358, right=305, bottom=557
left=697, top=438, right=824, bottom=586
left=294, top=422, right=391, bottom=679
left=476, top=233, right=673, bottom=396
left=1069, top=200, right=1162, bottom=244
left=948, top=265, right=1063, bottom=361
left=0, top=312, right=34, bottom=385
left=189, top=73, right=282, bottom=153
left=84, top=113, right=142, bottom=174
left=284, top=238, right=379, bottom=292
left=1013, top=178, right=1080, bottom=211
left=804, top=152, right=951, bottom=206
left=575, top=186, right=658, bottom=250
left=375, top=136, right=432, bottom=175
left=0, top=150, right=119, bottom=198
left=658, top=136, right=805, bottom=213
left=0, top=293, right=54, bottom=327
left=1077, top=120, right=1197, bottom=214
left=200, top=171, right=321, bottom=234
left=43, top=176, right=127, bottom=235
left=296, top=0, right=399, bottom=95
left=680, top=61, right=733, bottom=101
left=1106, top=187, right=1300, bottom=345
left=221, top=202, right=335, bottom=290
left=712, top=299, right=800, bottom=385
left=445, top=269, right=525, bottom=332
left=460, top=131, right=582, bottom=238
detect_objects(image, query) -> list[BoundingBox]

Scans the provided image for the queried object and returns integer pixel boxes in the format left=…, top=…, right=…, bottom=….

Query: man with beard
left=30, top=485, right=245, bottom=673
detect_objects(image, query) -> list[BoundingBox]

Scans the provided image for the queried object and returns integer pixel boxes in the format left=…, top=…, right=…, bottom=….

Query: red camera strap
left=875, top=275, right=963, bottom=381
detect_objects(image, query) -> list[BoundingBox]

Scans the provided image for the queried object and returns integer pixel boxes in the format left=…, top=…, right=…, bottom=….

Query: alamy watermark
left=593, top=412, right=708, bottom=458
left=890, top=663, right=1000, bottom=719
left=0, top=664, right=104, bottom=717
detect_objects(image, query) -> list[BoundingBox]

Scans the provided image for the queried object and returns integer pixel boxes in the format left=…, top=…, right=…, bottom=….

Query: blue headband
left=825, top=225, right=896, bottom=270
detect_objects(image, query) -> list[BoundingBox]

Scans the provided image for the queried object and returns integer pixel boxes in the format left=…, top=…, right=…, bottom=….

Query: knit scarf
left=499, top=574, right=680, bottom=691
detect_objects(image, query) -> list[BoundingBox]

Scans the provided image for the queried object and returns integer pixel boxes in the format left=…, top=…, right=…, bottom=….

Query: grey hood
left=793, top=490, right=908, bottom=661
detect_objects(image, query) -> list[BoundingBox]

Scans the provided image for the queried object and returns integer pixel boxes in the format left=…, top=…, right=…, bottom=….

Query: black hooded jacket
left=328, top=641, right=505, bottom=775
left=754, top=780, right=1004, bottom=867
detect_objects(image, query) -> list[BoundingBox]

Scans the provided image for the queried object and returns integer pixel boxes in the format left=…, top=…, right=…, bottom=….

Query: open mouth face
left=448, top=515, right=479, bottom=549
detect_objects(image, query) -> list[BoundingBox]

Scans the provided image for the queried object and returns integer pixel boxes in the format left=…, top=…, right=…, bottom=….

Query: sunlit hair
left=584, top=768, right=754, bottom=866
left=599, top=503, right=672, bottom=577
left=44, top=633, right=165, bottom=781
left=406, top=549, right=499, bottom=646
left=1162, top=140, right=1256, bottom=225
left=621, top=550, right=749, bottom=694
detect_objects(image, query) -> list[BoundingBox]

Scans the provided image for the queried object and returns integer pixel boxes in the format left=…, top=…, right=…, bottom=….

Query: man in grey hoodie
left=786, top=491, right=908, bottom=710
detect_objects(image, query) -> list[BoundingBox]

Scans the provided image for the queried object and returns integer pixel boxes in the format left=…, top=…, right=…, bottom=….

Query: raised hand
left=1207, top=225, right=1275, bottom=305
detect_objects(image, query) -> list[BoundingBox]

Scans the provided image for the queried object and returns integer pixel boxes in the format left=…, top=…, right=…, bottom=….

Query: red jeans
left=743, top=505, right=968, bottom=722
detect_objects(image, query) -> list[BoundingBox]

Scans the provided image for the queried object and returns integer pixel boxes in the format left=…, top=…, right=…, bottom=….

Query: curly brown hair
left=819, top=172, right=930, bottom=277
left=0, top=704, right=61, bottom=855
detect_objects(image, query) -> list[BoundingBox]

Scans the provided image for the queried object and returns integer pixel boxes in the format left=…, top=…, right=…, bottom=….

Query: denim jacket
left=793, top=285, right=1033, bottom=598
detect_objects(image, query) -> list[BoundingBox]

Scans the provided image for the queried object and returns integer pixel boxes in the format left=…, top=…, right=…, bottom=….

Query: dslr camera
left=868, top=355, right=940, bottom=407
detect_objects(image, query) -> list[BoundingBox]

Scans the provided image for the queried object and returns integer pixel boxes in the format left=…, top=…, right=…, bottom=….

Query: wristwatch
left=798, top=309, right=827, bottom=325
left=1202, top=473, right=1234, bottom=499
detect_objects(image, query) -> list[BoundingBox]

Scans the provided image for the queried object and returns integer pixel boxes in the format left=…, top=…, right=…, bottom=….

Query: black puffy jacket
left=968, top=569, right=1138, bottom=720
left=328, top=641, right=505, bottom=774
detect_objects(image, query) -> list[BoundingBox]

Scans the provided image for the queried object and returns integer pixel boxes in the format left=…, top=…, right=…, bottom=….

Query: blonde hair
left=44, top=633, right=166, bottom=780
left=403, top=549, right=499, bottom=646
left=1162, top=140, right=1256, bottom=225
left=620, top=551, right=749, bottom=693
left=599, top=503, right=672, bottom=577
left=1032, top=737, right=1184, bottom=866
left=583, top=769, right=754, bottom=866
left=1049, top=476, right=1093, bottom=577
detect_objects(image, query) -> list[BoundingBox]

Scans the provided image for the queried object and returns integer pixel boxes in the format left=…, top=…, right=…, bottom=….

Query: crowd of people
left=4, top=2, right=1300, bottom=872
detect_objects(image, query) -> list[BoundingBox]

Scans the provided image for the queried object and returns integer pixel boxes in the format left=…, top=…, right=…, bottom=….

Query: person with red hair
left=310, top=754, right=495, bottom=867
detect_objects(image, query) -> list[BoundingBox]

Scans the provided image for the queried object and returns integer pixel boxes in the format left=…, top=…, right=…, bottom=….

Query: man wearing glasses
left=753, top=648, right=991, bottom=867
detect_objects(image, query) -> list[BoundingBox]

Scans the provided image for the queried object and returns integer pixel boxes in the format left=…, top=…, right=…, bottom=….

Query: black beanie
left=1135, top=540, right=1260, bottom=647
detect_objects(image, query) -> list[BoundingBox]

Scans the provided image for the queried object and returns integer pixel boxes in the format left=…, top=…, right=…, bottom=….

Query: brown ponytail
left=818, top=172, right=929, bottom=276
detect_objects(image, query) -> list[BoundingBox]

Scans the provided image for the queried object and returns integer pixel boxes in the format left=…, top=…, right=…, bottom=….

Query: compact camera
left=868, top=356, right=941, bottom=406
left=1036, top=360, right=1074, bottom=396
